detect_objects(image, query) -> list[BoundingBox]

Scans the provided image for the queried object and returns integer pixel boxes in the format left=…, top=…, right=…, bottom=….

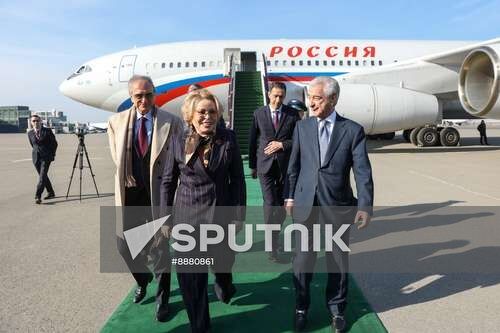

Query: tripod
left=66, top=134, right=100, bottom=201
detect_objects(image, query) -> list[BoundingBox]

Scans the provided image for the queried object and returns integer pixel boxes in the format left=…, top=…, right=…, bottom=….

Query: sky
left=1, top=0, right=500, bottom=122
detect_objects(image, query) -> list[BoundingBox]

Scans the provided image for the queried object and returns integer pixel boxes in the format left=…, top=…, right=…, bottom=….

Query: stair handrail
left=227, top=54, right=237, bottom=129
left=260, top=53, right=269, bottom=106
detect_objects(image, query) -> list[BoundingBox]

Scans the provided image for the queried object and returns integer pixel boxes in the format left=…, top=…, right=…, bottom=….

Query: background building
left=31, top=109, right=68, bottom=133
left=0, top=106, right=31, bottom=132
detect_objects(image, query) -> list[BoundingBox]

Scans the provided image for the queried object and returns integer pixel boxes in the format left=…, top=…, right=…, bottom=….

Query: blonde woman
left=160, top=89, right=246, bottom=332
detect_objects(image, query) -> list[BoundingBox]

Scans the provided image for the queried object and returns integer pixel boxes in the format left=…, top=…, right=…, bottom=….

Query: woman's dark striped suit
left=160, top=127, right=246, bottom=333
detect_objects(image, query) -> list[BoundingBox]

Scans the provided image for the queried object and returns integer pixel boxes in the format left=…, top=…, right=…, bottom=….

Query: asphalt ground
left=1, top=128, right=499, bottom=332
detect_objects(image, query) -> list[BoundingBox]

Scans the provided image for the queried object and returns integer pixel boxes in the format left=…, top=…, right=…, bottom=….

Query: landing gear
left=439, top=127, right=460, bottom=146
left=417, top=127, right=439, bottom=147
left=403, top=129, right=412, bottom=142
left=407, top=126, right=460, bottom=147
left=409, top=127, right=422, bottom=146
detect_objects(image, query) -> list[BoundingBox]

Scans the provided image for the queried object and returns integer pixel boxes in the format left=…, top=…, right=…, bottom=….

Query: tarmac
left=1, top=128, right=500, bottom=332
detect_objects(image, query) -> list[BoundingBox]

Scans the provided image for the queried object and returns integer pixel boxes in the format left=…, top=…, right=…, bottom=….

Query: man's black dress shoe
left=133, top=286, right=147, bottom=303
left=44, top=193, right=55, bottom=200
left=155, top=303, right=170, bottom=322
left=294, top=310, right=307, bottom=331
left=35, top=198, right=41, bottom=204
left=331, top=314, right=346, bottom=333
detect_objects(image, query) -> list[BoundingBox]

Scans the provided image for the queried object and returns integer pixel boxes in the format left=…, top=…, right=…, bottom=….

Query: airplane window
left=185, top=62, right=189, bottom=68
left=347, top=60, right=351, bottom=66
left=323, top=60, right=327, bottom=66
left=266, top=60, right=271, bottom=66
left=307, top=60, right=311, bottom=66
left=274, top=60, right=279, bottom=66
left=161, top=63, right=166, bottom=69
left=371, top=60, right=375, bottom=66
left=201, top=61, right=206, bottom=67
left=68, top=68, right=81, bottom=79
left=315, top=60, right=319, bottom=66
left=379, top=60, right=383, bottom=65
left=362, top=60, right=367, bottom=66
left=283, top=60, right=287, bottom=66
left=209, top=61, right=214, bottom=67
left=331, top=60, right=335, bottom=66
left=217, top=61, right=222, bottom=67
left=299, top=60, right=303, bottom=66
left=291, top=60, right=295, bottom=66
left=153, top=63, right=158, bottom=69
left=339, top=60, right=344, bottom=66
left=169, top=62, right=173, bottom=68
left=355, top=60, right=359, bottom=66
left=194, top=61, right=198, bottom=68
left=177, top=62, right=182, bottom=68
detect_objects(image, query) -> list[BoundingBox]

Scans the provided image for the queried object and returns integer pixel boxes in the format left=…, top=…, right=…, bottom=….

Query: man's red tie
left=273, top=111, right=279, bottom=130
left=138, top=117, right=148, bottom=156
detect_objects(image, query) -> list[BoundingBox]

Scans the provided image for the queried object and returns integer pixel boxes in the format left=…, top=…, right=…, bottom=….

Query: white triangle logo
left=123, top=215, right=171, bottom=259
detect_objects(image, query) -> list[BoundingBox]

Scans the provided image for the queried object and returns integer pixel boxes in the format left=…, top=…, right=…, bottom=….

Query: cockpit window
left=67, top=65, right=92, bottom=79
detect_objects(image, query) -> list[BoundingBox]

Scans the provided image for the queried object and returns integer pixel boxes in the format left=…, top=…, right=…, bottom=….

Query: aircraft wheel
left=440, top=127, right=460, bottom=146
left=410, top=127, right=422, bottom=146
left=417, top=127, right=439, bottom=147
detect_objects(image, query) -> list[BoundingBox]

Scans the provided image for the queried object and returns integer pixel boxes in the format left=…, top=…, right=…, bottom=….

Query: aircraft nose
left=59, top=79, right=75, bottom=99
left=59, top=77, right=103, bottom=108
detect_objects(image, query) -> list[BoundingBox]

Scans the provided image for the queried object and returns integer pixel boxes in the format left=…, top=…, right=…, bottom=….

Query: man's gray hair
left=309, top=76, right=340, bottom=99
left=128, top=75, right=155, bottom=94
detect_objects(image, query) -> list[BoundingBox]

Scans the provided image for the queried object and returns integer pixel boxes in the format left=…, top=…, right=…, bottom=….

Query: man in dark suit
left=286, top=77, right=374, bottom=332
left=249, top=81, right=301, bottom=261
left=28, top=115, right=58, bottom=204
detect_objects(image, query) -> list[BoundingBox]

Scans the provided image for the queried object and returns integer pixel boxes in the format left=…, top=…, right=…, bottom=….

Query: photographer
left=28, top=115, right=58, bottom=204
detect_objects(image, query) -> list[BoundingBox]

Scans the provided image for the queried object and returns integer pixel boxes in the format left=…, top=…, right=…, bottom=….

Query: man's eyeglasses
left=31, top=119, right=40, bottom=123
left=133, top=92, right=154, bottom=100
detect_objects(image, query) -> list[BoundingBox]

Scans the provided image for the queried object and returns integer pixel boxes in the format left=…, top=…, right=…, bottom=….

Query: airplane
left=59, top=38, right=500, bottom=147
left=87, top=122, right=108, bottom=133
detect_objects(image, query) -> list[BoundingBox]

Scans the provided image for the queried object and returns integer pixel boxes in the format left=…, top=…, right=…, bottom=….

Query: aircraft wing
left=341, top=37, right=500, bottom=97
left=338, top=37, right=500, bottom=119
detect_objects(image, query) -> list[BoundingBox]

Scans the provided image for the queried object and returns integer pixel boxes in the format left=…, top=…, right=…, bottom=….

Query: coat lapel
left=208, top=130, right=225, bottom=173
left=307, top=117, right=321, bottom=167
left=275, top=108, right=288, bottom=135
left=263, top=106, right=276, bottom=135
left=322, top=114, right=347, bottom=167
left=150, top=107, right=171, bottom=166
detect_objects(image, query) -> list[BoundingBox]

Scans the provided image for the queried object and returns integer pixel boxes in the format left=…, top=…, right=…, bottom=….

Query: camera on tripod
left=66, top=125, right=99, bottom=201
left=75, top=126, right=87, bottom=138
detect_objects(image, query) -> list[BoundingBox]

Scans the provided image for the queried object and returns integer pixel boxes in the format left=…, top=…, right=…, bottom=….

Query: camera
left=75, top=126, right=87, bottom=138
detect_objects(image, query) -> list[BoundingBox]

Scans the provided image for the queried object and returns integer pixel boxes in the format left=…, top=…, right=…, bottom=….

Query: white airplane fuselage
left=60, top=39, right=500, bottom=134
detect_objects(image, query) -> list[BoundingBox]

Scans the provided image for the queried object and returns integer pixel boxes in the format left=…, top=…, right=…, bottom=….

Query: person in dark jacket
left=27, top=115, right=58, bottom=204
left=160, top=89, right=246, bottom=333
left=477, top=120, right=488, bottom=145
left=248, top=82, right=301, bottom=261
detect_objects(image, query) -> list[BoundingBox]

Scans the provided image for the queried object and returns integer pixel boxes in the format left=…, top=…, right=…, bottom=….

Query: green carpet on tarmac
left=101, top=162, right=387, bottom=333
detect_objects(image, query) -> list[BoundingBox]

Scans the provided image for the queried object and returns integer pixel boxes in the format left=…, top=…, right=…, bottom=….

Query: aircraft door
left=241, top=52, right=257, bottom=71
left=223, top=48, right=241, bottom=76
left=119, top=55, right=137, bottom=82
